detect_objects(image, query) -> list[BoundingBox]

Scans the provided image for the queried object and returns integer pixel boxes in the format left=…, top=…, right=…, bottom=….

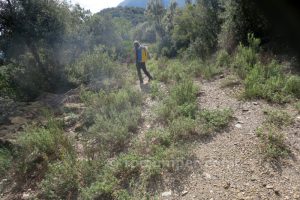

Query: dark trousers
left=136, top=62, right=153, bottom=83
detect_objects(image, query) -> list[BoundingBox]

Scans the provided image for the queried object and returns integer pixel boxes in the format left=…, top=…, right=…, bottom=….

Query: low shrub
left=145, top=130, right=172, bottom=148
left=231, top=34, right=300, bottom=103
left=215, top=50, right=231, bottom=68
left=295, top=101, right=300, bottom=113
left=232, top=34, right=260, bottom=79
left=197, top=109, right=233, bottom=135
left=149, top=59, right=188, bottom=84
left=81, top=87, right=142, bottom=155
left=18, top=119, right=74, bottom=162
left=191, top=61, right=221, bottom=80
left=264, top=109, right=293, bottom=128
left=284, top=75, right=300, bottom=98
left=156, top=80, right=198, bottom=122
left=80, top=172, right=119, bottom=200
left=0, top=148, right=12, bottom=178
left=169, top=117, right=197, bottom=140
left=221, top=75, right=241, bottom=88
left=40, top=156, right=79, bottom=199
left=170, top=80, right=198, bottom=107
left=256, top=125, right=290, bottom=159
left=68, top=46, right=118, bottom=85
left=243, top=61, right=297, bottom=103
left=150, top=80, right=164, bottom=100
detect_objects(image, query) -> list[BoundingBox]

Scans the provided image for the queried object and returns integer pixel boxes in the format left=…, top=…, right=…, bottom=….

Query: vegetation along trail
left=1, top=0, right=300, bottom=199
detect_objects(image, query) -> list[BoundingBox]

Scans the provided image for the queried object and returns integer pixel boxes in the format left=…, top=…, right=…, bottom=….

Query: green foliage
left=40, top=157, right=79, bottom=199
left=244, top=62, right=294, bottom=103
left=219, top=0, right=269, bottom=51
left=295, top=101, right=300, bottom=113
left=256, top=125, right=290, bottom=159
left=17, top=118, right=74, bottom=178
left=132, top=22, right=157, bottom=43
left=215, top=50, right=231, bottom=68
left=145, top=130, right=172, bottom=148
left=80, top=153, right=139, bottom=200
left=197, top=109, right=233, bottom=135
left=148, top=59, right=188, bottom=83
left=82, top=87, right=142, bottom=155
left=171, top=79, right=198, bottom=105
left=172, top=1, right=221, bottom=58
left=169, top=116, right=196, bottom=140
left=230, top=35, right=300, bottom=103
left=68, top=46, right=118, bottom=84
left=284, top=76, right=300, bottom=99
left=189, top=60, right=221, bottom=79
left=150, top=80, right=164, bottom=100
left=232, top=34, right=260, bottom=79
left=0, top=148, right=12, bottom=178
left=264, top=109, right=293, bottom=128
left=0, top=66, right=17, bottom=98
left=156, top=80, right=198, bottom=122
left=80, top=171, right=119, bottom=200
left=100, top=7, right=147, bottom=26
left=221, top=75, right=240, bottom=88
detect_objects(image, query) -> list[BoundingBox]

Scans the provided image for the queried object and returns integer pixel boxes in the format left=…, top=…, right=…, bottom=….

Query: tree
left=0, top=0, right=70, bottom=89
left=146, top=0, right=165, bottom=38
left=172, top=0, right=221, bottom=58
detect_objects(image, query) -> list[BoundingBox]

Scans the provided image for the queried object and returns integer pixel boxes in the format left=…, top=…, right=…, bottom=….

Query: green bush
left=0, top=148, right=12, bottom=178
left=169, top=117, right=196, bottom=140
left=215, top=50, right=231, bottom=68
left=68, top=46, right=118, bottom=85
left=197, top=109, right=233, bottom=135
left=189, top=60, right=221, bottom=80
left=149, top=59, right=188, bottom=84
left=155, top=98, right=178, bottom=124
left=256, top=125, right=290, bottom=159
left=230, top=34, right=300, bottom=103
left=80, top=172, right=119, bottom=200
left=264, top=109, right=293, bottom=128
left=232, top=34, right=260, bottom=79
left=40, top=157, right=79, bottom=199
left=284, top=75, right=300, bottom=98
left=80, top=153, right=139, bottom=200
left=17, top=118, right=74, bottom=179
left=145, top=130, right=172, bottom=148
left=170, top=80, right=198, bottom=106
left=244, top=61, right=299, bottom=103
left=82, top=87, right=142, bottom=155
left=156, top=80, right=198, bottom=122
left=221, top=75, right=240, bottom=88
left=150, top=80, right=164, bottom=100
left=295, top=101, right=300, bottom=113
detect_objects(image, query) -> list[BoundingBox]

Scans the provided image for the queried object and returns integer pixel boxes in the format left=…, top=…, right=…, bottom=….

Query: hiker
left=134, top=41, right=153, bottom=84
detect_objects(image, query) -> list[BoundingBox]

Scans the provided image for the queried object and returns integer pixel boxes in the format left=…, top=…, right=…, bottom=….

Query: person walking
left=134, top=41, right=153, bottom=84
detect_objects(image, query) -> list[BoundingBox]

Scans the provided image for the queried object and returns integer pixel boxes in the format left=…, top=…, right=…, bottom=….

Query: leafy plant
left=40, top=156, right=79, bottom=199
left=256, top=125, right=290, bottom=159
left=0, top=148, right=12, bottom=178
left=264, top=109, right=293, bottom=128
left=169, top=117, right=197, bottom=140
left=221, top=75, right=240, bottom=88
left=295, top=101, right=300, bottom=113
left=197, top=109, right=233, bottom=135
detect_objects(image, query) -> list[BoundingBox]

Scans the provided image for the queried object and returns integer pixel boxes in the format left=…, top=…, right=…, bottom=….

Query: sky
left=70, top=0, right=123, bottom=13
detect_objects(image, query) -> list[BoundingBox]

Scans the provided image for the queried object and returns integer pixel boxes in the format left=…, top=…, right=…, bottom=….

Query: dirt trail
left=174, top=78, right=300, bottom=200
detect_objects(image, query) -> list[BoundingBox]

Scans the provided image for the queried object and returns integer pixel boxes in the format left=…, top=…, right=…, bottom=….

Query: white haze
left=70, top=0, right=124, bottom=13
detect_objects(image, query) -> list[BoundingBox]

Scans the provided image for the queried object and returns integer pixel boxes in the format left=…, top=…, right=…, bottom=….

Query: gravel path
left=165, top=77, right=300, bottom=200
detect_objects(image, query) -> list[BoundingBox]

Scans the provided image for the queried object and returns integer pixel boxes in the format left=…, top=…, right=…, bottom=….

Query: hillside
left=1, top=0, right=300, bottom=199
left=99, top=7, right=146, bottom=25
left=118, top=0, right=187, bottom=8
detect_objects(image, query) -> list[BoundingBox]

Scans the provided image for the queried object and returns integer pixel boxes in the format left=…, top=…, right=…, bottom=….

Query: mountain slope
left=118, top=0, right=187, bottom=8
